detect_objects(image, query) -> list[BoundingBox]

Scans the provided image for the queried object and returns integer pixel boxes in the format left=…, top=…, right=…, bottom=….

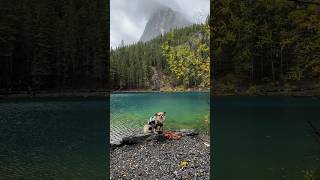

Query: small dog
left=144, top=112, right=166, bottom=134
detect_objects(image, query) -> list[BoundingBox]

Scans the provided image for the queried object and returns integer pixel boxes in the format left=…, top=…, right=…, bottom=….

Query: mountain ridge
left=139, top=7, right=191, bottom=42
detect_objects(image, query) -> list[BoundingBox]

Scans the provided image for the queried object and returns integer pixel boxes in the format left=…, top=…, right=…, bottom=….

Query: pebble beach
left=110, top=132, right=210, bottom=179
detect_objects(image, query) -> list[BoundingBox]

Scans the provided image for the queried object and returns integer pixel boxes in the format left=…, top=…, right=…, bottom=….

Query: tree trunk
left=260, top=57, right=264, bottom=81
left=271, top=60, right=275, bottom=81
left=280, top=46, right=283, bottom=78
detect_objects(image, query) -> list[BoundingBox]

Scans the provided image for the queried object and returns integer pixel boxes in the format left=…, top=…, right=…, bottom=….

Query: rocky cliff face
left=151, top=67, right=160, bottom=91
left=140, top=7, right=191, bottom=42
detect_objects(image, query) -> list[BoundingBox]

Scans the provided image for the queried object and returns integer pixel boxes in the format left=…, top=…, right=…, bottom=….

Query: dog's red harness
left=163, top=131, right=181, bottom=140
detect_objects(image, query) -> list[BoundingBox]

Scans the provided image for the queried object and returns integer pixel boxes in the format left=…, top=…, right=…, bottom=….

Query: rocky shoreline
left=110, top=130, right=210, bottom=179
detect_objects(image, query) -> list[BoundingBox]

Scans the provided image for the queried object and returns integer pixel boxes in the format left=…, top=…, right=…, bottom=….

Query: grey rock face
left=151, top=67, right=160, bottom=91
left=140, top=7, right=191, bottom=42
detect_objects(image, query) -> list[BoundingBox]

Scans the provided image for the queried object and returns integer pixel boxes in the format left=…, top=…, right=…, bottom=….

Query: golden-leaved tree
left=161, top=23, right=210, bottom=88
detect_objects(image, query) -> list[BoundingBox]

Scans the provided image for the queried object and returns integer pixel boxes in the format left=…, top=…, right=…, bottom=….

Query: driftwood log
left=111, top=129, right=199, bottom=148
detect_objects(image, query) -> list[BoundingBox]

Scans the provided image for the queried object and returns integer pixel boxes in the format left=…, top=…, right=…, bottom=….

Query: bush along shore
left=110, top=129, right=210, bottom=179
left=212, top=80, right=320, bottom=97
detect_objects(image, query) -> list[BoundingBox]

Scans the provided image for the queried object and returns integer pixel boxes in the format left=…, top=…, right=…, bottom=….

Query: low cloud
left=111, top=0, right=210, bottom=48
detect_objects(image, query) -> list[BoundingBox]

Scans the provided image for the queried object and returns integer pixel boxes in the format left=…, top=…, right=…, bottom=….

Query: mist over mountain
left=139, top=7, right=191, bottom=42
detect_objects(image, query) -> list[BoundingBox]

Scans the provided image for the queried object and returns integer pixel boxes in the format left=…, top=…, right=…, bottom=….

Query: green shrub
left=246, top=85, right=258, bottom=95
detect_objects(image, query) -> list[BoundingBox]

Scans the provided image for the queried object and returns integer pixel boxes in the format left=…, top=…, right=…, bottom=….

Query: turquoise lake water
left=213, top=96, right=320, bottom=180
left=110, top=92, right=210, bottom=134
left=2, top=94, right=318, bottom=179
left=0, top=98, right=108, bottom=179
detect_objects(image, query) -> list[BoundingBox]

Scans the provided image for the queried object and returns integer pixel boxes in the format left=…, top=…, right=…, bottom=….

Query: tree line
left=211, top=0, right=320, bottom=92
left=0, top=0, right=109, bottom=92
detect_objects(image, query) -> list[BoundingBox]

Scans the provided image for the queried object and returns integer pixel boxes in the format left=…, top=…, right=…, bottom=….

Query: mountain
left=139, top=7, right=191, bottom=42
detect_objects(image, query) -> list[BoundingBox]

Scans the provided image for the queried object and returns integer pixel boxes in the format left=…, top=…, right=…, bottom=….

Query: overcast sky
left=110, top=0, right=210, bottom=48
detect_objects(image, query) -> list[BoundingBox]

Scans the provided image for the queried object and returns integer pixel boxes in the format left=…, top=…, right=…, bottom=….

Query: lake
left=0, top=98, right=108, bottom=179
left=2, top=95, right=317, bottom=179
left=110, top=92, right=210, bottom=143
left=213, top=96, right=320, bottom=179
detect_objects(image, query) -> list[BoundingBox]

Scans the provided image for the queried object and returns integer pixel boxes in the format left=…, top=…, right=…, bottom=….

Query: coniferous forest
left=110, top=23, right=210, bottom=91
left=211, top=0, right=320, bottom=94
left=1, top=0, right=319, bottom=95
left=111, top=0, right=320, bottom=94
left=0, top=0, right=109, bottom=93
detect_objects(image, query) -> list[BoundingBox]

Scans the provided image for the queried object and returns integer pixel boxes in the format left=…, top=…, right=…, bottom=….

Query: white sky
left=110, top=0, right=210, bottom=48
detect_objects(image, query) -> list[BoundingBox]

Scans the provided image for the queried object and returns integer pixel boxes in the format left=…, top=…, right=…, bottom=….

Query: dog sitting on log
left=144, top=112, right=166, bottom=134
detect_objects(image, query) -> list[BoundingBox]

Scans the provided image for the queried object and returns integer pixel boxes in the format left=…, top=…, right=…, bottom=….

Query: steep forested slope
left=110, top=23, right=209, bottom=91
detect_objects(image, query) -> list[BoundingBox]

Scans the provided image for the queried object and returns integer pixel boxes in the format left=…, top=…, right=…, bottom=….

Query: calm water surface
left=213, top=96, right=320, bottom=180
left=3, top=95, right=317, bottom=179
left=0, top=98, right=108, bottom=179
left=110, top=92, right=210, bottom=142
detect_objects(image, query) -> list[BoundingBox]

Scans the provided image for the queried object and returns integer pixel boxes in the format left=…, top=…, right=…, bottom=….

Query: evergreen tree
left=0, top=0, right=109, bottom=92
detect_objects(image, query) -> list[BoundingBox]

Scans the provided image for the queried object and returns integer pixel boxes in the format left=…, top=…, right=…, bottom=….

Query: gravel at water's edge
left=111, top=134, right=210, bottom=179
